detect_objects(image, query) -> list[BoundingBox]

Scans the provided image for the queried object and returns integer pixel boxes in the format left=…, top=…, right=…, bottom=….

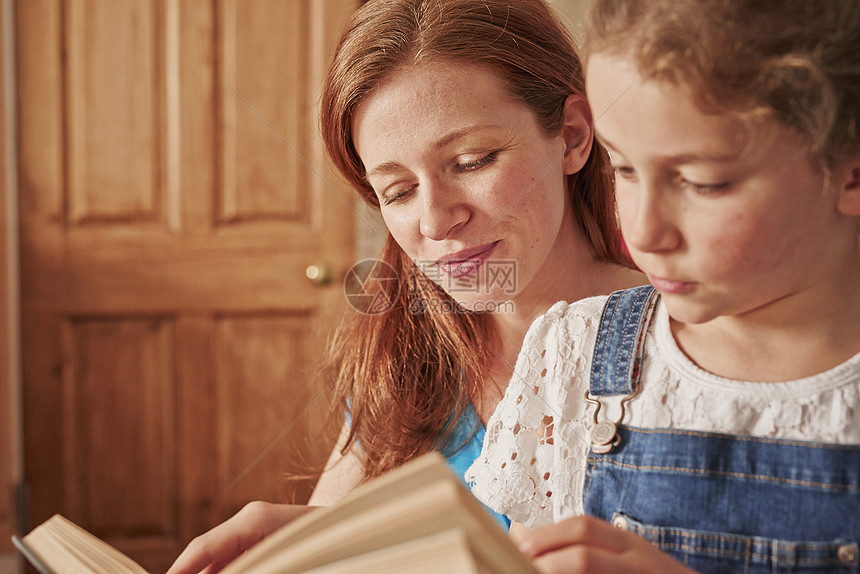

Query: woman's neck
left=474, top=232, right=644, bottom=422
left=506, top=219, right=643, bottom=329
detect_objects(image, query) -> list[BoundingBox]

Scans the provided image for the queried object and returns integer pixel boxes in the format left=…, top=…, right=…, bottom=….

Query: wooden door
left=17, top=1, right=358, bottom=570
left=1, top=0, right=21, bottom=564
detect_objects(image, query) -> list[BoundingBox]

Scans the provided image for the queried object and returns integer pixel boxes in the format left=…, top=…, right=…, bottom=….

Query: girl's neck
left=672, top=256, right=860, bottom=382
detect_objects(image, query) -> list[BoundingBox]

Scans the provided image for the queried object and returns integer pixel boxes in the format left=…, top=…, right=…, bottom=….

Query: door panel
left=18, top=1, right=357, bottom=570
left=61, top=316, right=177, bottom=538
left=221, top=0, right=310, bottom=222
left=0, top=0, right=19, bottom=558
left=65, top=0, right=163, bottom=225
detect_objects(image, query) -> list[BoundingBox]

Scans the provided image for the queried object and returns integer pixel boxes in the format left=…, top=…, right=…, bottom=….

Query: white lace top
left=465, top=296, right=860, bottom=529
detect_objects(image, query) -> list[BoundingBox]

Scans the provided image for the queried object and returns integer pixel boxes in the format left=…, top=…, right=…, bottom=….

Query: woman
left=168, top=0, right=642, bottom=571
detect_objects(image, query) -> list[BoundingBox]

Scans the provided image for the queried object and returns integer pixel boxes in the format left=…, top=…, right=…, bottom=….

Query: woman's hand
left=517, top=515, right=697, bottom=574
left=166, top=501, right=315, bottom=574
left=168, top=424, right=363, bottom=573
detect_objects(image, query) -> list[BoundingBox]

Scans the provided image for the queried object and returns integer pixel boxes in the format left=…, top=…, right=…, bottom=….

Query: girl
left=167, top=0, right=643, bottom=571
left=467, top=1, right=860, bottom=572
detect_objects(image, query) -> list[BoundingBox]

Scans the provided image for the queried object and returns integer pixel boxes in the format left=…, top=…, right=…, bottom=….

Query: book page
left=20, top=515, right=149, bottom=574
left=221, top=453, right=537, bottom=574
left=220, top=452, right=453, bottom=572
left=304, top=528, right=481, bottom=574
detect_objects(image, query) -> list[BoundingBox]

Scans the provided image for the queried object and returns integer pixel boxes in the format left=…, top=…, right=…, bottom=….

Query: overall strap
left=589, top=286, right=658, bottom=396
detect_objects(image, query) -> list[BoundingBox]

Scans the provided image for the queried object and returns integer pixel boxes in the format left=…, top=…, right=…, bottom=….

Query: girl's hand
left=518, top=515, right=697, bottom=574
left=166, top=501, right=315, bottom=574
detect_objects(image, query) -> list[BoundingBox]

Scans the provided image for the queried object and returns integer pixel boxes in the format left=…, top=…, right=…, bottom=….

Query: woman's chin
left=446, top=293, right=517, bottom=315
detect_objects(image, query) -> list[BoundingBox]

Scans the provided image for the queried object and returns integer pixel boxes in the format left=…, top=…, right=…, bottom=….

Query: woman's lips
left=436, top=241, right=499, bottom=278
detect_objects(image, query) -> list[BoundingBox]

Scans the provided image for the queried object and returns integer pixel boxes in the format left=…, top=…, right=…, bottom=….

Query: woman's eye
left=381, top=185, right=416, bottom=206
left=455, top=151, right=498, bottom=172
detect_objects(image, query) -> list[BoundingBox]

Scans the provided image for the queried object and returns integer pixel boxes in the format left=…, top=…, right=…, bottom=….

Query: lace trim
left=466, top=297, right=860, bottom=529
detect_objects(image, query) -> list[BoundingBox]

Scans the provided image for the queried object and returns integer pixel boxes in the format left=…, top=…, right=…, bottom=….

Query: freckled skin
left=353, top=61, right=583, bottom=312
left=586, top=53, right=860, bottom=381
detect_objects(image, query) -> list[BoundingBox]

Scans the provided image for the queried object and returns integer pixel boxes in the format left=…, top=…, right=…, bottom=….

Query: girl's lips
left=437, top=241, right=499, bottom=278
left=649, top=275, right=694, bottom=294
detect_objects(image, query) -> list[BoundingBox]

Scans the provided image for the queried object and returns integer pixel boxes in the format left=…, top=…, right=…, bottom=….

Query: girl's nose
left=621, top=183, right=681, bottom=254
left=418, top=179, right=470, bottom=240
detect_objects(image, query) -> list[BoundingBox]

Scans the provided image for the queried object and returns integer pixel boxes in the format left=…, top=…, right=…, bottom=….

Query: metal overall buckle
left=584, top=385, right=640, bottom=454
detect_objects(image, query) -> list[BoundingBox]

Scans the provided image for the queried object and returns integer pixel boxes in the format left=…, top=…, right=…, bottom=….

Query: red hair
left=320, top=0, right=628, bottom=479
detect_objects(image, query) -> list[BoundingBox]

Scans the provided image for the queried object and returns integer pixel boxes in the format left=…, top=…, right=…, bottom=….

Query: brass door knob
left=305, top=264, right=332, bottom=285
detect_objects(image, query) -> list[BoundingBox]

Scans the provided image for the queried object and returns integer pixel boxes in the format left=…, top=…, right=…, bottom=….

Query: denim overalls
left=583, top=286, right=860, bottom=573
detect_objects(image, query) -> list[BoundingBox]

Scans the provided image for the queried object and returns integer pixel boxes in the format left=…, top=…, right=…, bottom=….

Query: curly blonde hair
left=586, top=0, right=860, bottom=168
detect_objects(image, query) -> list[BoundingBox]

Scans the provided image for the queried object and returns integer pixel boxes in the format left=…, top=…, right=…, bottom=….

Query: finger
left=166, top=506, right=276, bottom=574
left=201, top=563, right=226, bottom=574
left=166, top=503, right=315, bottom=574
left=507, top=521, right=533, bottom=546
left=518, top=515, right=633, bottom=558
left=166, top=525, right=266, bottom=574
left=529, top=522, right=697, bottom=574
left=532, top=544, right=623, bottom=574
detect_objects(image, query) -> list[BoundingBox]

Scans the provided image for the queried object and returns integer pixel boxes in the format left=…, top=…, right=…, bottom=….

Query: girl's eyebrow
left=593, top=131, right=623, bottom=158
left=663, top=151, right=741, bottom=164
left=596, top=133, right=740, bottom=164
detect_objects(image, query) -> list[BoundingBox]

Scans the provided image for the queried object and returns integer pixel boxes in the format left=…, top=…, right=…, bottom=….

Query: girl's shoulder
left=526, top=294, right=610, bottom=347
left=468, top=294, right=614, bottom=527
left=511, top=294, right=612, bottom=402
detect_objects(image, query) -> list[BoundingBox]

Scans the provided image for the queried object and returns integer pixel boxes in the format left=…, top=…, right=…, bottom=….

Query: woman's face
left=352, top=61, right=588, bottom=312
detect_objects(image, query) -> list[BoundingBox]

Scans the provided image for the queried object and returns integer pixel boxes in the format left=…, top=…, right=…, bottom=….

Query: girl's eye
left=381, top=184, right=416, bottom=206
left=680, top=179, right=731, bottom=195
left=610, top=165, right=638, bottom=181
left=455, top=151, right=498, bottom=172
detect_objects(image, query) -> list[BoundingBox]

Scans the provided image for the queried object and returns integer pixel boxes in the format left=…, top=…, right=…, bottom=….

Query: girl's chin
left=661, top=296, right=721, bottom=326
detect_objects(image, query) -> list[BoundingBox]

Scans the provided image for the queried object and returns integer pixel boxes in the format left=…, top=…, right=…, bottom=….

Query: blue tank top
left=345, top=404, right=511, bottom=530
left=442, top=403, right=512, bottom=531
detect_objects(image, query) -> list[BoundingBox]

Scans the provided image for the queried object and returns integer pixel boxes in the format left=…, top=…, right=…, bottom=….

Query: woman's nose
left=621, top=184, right=681, bottom=254
left=418, top=180, right=470, bottom=240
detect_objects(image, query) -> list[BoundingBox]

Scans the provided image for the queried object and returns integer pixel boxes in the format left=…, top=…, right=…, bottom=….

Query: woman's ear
left=561, top=95, right=594, bottom=175
left=836, top=157, right=860, bottom=217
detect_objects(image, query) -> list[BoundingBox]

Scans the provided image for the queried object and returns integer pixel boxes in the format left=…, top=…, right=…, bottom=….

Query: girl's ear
left=561, top=95, right=594, bottom=175
left=836, top=157, right=860, bottom=217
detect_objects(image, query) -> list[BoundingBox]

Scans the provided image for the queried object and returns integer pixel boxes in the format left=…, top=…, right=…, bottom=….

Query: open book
left=13, top=452, right=537, bottom=573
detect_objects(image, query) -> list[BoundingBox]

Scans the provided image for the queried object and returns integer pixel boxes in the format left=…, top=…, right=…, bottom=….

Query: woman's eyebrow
left=367, top=161, right=405, bottom=178
left=432, top=124, right=502, bottom=149
left=366, top=124, right=505, bottom=178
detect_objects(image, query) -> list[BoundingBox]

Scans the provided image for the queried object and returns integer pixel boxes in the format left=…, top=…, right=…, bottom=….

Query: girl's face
left=586, top=53, right=859, bottom=327
left=353, top=61, right=589, bottom=312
